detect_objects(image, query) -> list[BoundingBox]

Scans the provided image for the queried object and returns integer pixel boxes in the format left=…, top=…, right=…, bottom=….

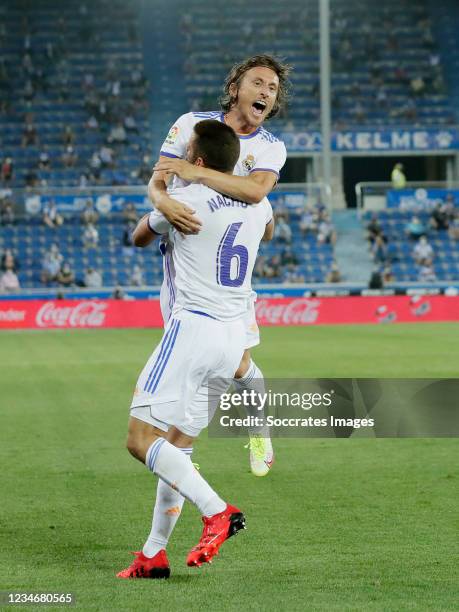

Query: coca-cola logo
left=36, top=301, right=108, bottom=328
left=255, top=298, right=320, bottom=325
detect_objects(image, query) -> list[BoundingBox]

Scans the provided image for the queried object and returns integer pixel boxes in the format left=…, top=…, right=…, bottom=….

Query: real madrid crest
left=242, top=154, right=255, bottom=172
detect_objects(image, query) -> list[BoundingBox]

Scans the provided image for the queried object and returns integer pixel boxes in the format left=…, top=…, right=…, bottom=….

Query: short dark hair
left=192, top=120, right=240, bottom=173
left=220, top=54, right=292, bottom=119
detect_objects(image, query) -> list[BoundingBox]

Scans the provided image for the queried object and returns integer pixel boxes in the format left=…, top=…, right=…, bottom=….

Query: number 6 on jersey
left=216, top=222, right=249, bottom=288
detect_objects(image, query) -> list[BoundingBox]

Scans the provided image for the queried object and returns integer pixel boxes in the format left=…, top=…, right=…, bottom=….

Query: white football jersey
left=150, top=183, right=273, bottom=322
left=157, top=110, right=286, bottom=323
left=160, top=110, right=287, bottom=187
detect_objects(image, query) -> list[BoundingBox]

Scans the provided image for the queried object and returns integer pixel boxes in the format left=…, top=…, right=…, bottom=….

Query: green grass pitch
left=1, top=323, right=458, bottom=611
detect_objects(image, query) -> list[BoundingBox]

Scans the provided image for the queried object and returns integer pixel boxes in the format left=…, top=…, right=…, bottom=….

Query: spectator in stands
left=56, top=262, right=75, bottom=287
left=430, top=201, right=452, bottom=231
left=299, top=208, right=316, bottom=236
left=82, top=72, right=95, bottom=91
left=111, top=285, right=124, bottom=299
left=89, top=152, right=102, bottom=181
left=86, top=115, right=99, bottom=131
left=41, top=244, right=63, bottom=284
left=130, top=265, right=144, bottom=287
left=391, top=163, right=406, bottom=189
left=84, top=267, right=103, bottom=288
left=122, top=202, right=138, bottom=225
left=135, top=155, right=152, bottom=184
left=418, top=259, right=436, bottom=282
left=410, top=76, right=426, bottom=97
left=81, top=199, right=99, bottom=226
left=366, top=213, right=385, bottom=244
left=62, top=125, right=75, bottom=146
left=280, top=247, right=299, bottom=270
left=83, top=223, right=99, bottom=249
left=326, top=261, right=341, bottom=283
left=43, top=200, right=63, bottom=229
left=274, top=215, right=292, bottom=244
left=442, top=194, right=457, bottom=224
left=372, top=234, right=388, bottom=264
left=254, top=256, right=268, bottom=279
left=265, top=254, right=281, bottom=278
left=351, top=101, right=366, bottom=124
left=413, top=236, right=434, bottom=263
left=38, top=146, right=51, bottom=170
left=79, top=173, right=89, bottom=188
left=1, top=157, right=13, bottom=184
left=284, top=270, right=305, bottom=284
left=0, top=266, right=20, bottom=293
left=368, top=270, right=383, bottom=290
left=62, top=145, right=78, bottom=168
left=107, top=123, right=127, bottom=145
left=99, top=145, right=114, bottom=168
left=405, top=216, right=426, bottom=240
left=376, top=87, right=388, bottom=109
left=382, top=265, right=395, bottom=283
left=23, top=78, right=35, bottom=102
left=22, top=122, right=38, bottom=147
left=0, top=192, right=15, bottom=225
left=1, top=248, right=18, bottom=272
left=317, top=214, right=337, bottom=245
left=124, top=114, right=138, bottom=134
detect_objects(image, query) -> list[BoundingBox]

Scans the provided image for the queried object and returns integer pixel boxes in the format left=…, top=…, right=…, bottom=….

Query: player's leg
left=233, top=303, right=274, bottom=476
left=120, top=312, right=246, bottom=575
left=142, top=425, right=192, bottom=560
left=118, top=416, right=174, bottom=578
left=119, top=415, right=232, bottom=577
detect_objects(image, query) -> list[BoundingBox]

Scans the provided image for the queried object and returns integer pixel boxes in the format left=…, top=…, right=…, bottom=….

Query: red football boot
left=116, top=550, right=170, bottom=579
left=186, top=504, right=246, bottom=567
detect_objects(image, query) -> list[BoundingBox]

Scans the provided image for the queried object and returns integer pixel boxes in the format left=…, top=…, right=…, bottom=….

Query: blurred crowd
left=366, top=192, right=459, bottom=284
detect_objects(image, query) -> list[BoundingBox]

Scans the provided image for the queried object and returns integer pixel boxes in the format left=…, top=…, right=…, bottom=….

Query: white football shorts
left=130, top=309, right=245, bottom=437
left=160, top=286, right=259, bottom=350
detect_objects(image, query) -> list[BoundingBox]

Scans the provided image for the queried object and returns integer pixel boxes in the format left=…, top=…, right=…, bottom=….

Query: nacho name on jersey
left=208, top=194, right=249, bottom=213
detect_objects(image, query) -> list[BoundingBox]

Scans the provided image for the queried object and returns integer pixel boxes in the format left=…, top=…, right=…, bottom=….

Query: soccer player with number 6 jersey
left=117, top=120, right=274, bottom=578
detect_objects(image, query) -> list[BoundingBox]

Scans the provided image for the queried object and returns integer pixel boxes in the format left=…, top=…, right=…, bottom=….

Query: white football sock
left=142, top=447, right=191, bottom=558
left=234, top=360, right=269, bottom=436
left=146, top=438, right=226, bottom=517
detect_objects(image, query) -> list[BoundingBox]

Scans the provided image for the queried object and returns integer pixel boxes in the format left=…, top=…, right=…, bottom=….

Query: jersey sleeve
left=263, top=197, right=274, bottom=224
left=159, top=113, right=194, bottom=159
left=148, top=209, right=171, bottom=235
left=250, top=140, right=287, bottom=179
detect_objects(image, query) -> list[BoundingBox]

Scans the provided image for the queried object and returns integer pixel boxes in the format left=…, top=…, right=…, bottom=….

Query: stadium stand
left=1, top=0, right=458, bottom=290
left=0, top=194, right=337, bottom=289
left=0, top=0, right=151, bottom=189
left=167, top=0, right=455, bottom=134
left=362, top=196, right=459, bottom=282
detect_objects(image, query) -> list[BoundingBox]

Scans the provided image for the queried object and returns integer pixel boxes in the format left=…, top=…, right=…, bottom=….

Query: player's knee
left=234, top=350, right=251, bottom=379
left=126, top=432, right=144, bottom=462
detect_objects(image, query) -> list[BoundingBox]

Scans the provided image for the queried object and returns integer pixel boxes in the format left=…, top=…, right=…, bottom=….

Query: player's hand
left=157, top=196, right=202, bottom=234
left=154, top=159, right=203, bottom=183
